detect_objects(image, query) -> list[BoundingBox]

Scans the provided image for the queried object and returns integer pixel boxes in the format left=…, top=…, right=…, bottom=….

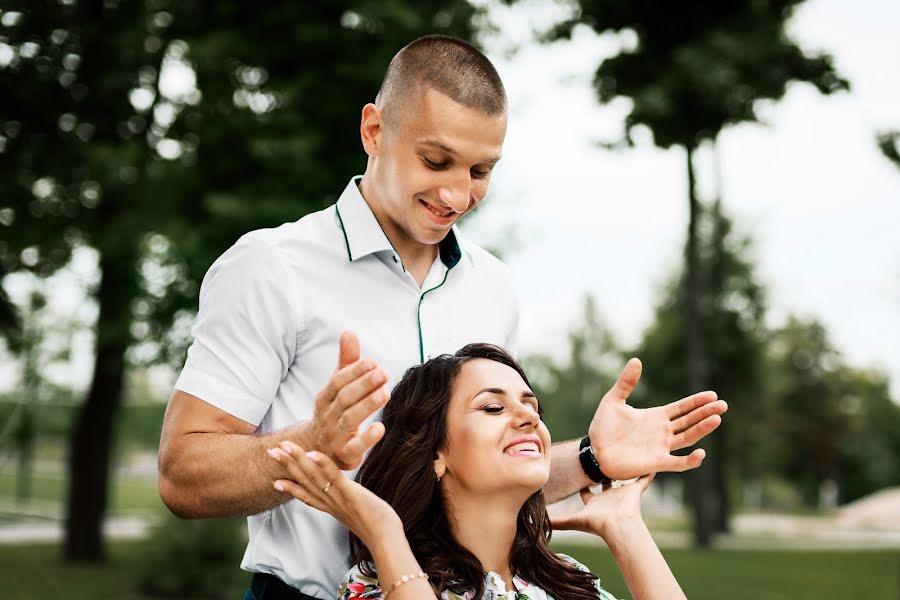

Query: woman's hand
left=267, top=441, right=401, bottom=546
left=551, top=474, right=655, bottom=539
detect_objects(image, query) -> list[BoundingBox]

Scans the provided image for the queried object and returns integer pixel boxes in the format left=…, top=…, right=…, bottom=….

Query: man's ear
left=360, top=103, right=383, bottom=157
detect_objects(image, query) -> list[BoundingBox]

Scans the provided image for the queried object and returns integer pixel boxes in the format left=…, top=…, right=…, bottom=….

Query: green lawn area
left=553, top=542, right=900, bottom=600
left=0, top=541, right=896, bottom=599
left=0, top=470, right=164, bottom=515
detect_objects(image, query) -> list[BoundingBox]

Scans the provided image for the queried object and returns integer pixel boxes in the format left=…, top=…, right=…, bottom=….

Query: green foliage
left=136, top=513, right=246, bottom=598
left=767, top=319, right=900, bottom=505
left=541, top=0, right=848, bottom=149
left=1, top=0, right=488, bottom=558
left=524, top=296, right=619, bottom=443
left=877, top=130, right=900, bottom=170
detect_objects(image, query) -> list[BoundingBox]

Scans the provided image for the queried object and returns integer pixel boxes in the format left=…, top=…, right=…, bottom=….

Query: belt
left=250, top=572, right=321, bottom=600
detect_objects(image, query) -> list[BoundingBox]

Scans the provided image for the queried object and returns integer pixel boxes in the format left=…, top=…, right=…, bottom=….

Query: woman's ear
left=433, top=453, right=446, bottom=482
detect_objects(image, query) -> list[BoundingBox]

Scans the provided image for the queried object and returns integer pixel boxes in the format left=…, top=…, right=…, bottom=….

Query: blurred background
left=1, top=0, right=899, bottom=598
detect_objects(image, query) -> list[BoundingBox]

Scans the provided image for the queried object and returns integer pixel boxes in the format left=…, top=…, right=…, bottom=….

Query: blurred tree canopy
left=539, top=0, right=848, bottom=547
left=878, top=130, right=900, bottom=170
left=524, top=295, right=619, bottom=443
left=0, top=0, right=484, bottom=562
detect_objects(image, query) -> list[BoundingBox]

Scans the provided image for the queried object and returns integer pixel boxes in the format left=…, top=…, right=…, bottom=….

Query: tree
left=1, top=0, right=484, bottom=561
left=877, top=130, right=900, bottom=169
left=631, top=199, right=767, bottom=536
left=540, top=0, right=847, bottom=546
left=766, top=318, right=855, bottom=507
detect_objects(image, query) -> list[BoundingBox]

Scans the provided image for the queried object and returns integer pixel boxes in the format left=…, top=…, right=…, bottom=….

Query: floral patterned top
left=337, top=554, right=619, bottom=600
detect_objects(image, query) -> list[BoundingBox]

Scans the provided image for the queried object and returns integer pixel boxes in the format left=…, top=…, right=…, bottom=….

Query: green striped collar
left=335, top=176, right=462, bottom=269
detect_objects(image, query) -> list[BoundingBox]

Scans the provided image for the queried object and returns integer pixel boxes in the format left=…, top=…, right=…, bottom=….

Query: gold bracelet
left=382, top=571, right=428, bottom=599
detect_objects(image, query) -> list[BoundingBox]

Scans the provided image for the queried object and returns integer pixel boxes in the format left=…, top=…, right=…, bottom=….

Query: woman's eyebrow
left=473, top=387, right=536, bottom=399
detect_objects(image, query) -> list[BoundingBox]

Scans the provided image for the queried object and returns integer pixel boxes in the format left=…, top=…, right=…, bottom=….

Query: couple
left=269, top=342, right=693, bottom=600
left=158, top=35, right=727, bottom=600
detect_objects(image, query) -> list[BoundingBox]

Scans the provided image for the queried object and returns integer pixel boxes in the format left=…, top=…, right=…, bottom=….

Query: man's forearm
left=159, top=422, right=313, bottom=518
left=545, top=439, right=593, bottom=504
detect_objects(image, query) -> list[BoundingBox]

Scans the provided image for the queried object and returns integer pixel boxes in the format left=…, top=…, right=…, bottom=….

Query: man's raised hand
left=307, top=331, right=388, bottom=470
left=589, top=358, right=728, bottom=481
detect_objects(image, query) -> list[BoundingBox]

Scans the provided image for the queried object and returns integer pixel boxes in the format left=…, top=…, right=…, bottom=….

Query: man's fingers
left=606, top=358, right=642, bottom=403
left=660, top=448, right=706, bottom=472
left=664, top=390, right=720, bottom=419
left=334, top=368, right=389, bottom=413
left=337, top=331, right=361, bottom=370
left=337, top=422, right=386, bottom=467
left=322, top=359, right=379, bottom=403
left=671, top=414, right=722, bottom=450
left=338, top=386, right=389, bottom=434
left=671, top=400, right=728, bottom=434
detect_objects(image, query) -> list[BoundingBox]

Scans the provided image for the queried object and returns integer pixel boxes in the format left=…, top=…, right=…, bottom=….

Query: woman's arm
left=599, top=515, right=686, bottom=600
left=269, top=442, right=437, bottom=599
left=552, top=475, right=686, bottom=600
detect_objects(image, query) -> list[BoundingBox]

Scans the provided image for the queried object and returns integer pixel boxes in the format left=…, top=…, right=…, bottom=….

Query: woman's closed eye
left=481, top=404, right=504, bottom=413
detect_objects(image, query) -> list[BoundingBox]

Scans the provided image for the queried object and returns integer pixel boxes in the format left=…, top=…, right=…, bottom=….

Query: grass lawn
left=0, top=471, right=164, bottom=515
left=0, top=541, right=897, bottom=599
left=553, top=542, right=900, bottom=600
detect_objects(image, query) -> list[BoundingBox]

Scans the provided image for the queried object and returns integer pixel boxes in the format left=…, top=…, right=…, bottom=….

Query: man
left=159, top=35, right=726, bottom=600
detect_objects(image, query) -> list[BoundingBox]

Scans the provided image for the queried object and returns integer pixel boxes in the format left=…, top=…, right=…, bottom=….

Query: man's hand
left=306, top=331, right=389, bottom=470
left=589, top=358, right=727, bottom=481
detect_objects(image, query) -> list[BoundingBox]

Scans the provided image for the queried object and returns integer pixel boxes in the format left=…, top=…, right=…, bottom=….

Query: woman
left=269, top=344, right=687, bottom=600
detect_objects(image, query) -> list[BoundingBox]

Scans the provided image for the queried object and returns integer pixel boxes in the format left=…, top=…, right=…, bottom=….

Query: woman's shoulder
left=555, top=552, right=591, bottom=572
left=554, top=553, right=620, bottom=600
left=338, top=564, right=383, bottom=599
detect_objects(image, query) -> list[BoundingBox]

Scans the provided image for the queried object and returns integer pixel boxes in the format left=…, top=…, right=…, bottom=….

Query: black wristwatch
left=579, top=435, right=612, bottom=485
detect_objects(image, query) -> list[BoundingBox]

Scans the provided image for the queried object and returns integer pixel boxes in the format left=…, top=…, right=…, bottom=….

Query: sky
left=464, top=0, right=900, bottom=397
left=2, top=0, right=899, bottom=400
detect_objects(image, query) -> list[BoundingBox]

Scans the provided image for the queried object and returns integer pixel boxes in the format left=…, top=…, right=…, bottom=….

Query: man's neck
left=358, top=177, right=440, bottom=287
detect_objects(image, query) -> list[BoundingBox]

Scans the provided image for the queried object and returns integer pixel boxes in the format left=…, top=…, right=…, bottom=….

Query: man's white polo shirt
left=174, top=176, right=519, bottom=598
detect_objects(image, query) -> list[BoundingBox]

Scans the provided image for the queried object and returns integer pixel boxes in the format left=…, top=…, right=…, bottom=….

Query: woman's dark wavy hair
left=350, top=343, right=602, bottom=599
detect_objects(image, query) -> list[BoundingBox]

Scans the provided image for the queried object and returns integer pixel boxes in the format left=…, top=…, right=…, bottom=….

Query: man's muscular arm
left=158, top=332, right=387, bottom=518
left=544, top=358, right=728, bottom=504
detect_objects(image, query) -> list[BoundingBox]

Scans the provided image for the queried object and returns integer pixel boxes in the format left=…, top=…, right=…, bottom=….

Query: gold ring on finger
left=337, top=417, right=346, bottom=433
left=323, top=481, right=332, bottom=494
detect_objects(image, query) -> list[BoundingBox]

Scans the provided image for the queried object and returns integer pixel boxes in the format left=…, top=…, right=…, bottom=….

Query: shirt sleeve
left=337, top=564, right=383, bottom=599
left=556, top=553, right=621, bottom=600
left=174, top=235, right=299, bottom=425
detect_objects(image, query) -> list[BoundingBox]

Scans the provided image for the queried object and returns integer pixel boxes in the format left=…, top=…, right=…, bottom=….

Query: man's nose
left=438, top=176, right=472, bottom=213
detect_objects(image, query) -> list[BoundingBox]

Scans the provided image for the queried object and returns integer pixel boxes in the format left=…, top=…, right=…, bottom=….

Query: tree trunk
left=709, top=146, right=731, bottom=534
left=683, top=143, right=714, bottom=548
left=63, top=245, right=135, bottom=562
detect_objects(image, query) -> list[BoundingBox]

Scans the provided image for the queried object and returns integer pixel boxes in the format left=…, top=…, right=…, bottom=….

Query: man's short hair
left=376, top=35, right=507, bottom=127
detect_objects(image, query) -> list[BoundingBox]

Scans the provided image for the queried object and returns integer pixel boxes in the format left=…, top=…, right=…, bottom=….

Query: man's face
left=370, top=88, right=507, bottom=249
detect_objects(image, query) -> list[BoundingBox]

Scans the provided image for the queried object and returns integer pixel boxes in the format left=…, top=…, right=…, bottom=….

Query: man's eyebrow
left=418, top=139, right=502, bottom=165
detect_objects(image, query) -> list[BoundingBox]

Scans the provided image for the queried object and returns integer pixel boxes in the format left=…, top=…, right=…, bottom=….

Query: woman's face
left=436, top=359, right=552, bottom=498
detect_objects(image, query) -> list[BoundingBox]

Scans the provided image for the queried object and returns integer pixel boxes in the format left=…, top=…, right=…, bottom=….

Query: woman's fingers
left=273, top=478, right=331, bottom=513
left=635, top=472, right=656, bottom=492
